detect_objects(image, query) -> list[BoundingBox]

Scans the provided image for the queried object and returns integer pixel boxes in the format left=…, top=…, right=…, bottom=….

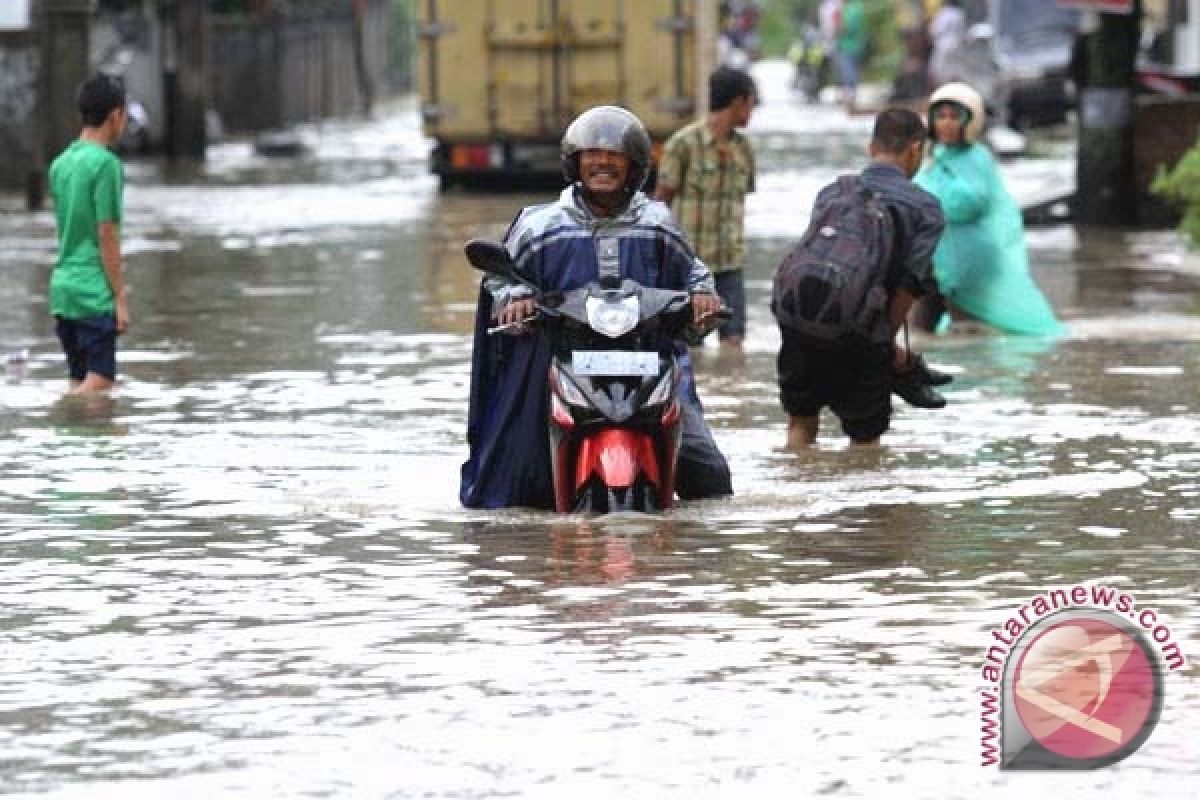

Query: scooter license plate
left=571, top=350, right=659, bottom=377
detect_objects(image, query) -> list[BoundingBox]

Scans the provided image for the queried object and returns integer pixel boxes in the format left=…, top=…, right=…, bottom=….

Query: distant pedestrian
left=48, top=74, right=130, bottom=394
left=891, top=2, right=932, bottom=101
left=913, top=82, right=1063, bottom=336
left=772, top=108, right=950, bottom=448
left=655, top=66, right=758, bottom=352
left=817, top=0, right=842, bottom=54
left=927, top=0, right=966, bottom=89
left=834, top=0, right=867, bottom=111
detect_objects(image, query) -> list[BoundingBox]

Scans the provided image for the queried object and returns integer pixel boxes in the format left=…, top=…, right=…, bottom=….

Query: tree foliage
left=758, top=0, right=901, bottom=79
left=1152, top=142, right=1200, bottom=248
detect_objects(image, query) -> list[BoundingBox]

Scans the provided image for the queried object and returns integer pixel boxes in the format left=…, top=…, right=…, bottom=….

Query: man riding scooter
left=460, top=106, right=734, bottom=510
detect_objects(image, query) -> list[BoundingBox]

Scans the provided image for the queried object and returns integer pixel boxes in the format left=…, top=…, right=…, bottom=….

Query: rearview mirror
left=464, top=238, right=540, bottom=293
left=464, top=239, right=514, bottom=275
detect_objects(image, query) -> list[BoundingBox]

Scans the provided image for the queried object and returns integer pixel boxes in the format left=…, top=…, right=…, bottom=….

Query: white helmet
left=928, top=82, right=986, bottom=144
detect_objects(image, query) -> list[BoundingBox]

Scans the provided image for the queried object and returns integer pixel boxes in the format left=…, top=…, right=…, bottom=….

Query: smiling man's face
left=579, top=149, right=630, bottom=195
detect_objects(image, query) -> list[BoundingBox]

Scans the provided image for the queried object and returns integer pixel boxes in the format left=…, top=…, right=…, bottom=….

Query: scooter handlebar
left=486, top=305, right=562, bottom=336
left=486, top=294, right=727, bottom=339
left=681, top=305, right=732, bottom=345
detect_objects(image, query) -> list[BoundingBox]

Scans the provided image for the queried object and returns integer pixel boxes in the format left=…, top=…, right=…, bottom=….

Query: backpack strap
left=849, top=179, right=902, bottom=294
left=835, top=174, right=863, bottom=193
left=844, top=174, right=898, bottom=288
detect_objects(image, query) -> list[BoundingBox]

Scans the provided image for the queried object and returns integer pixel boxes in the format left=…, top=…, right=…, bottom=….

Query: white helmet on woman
left=928, top=82, right=986, bottom=144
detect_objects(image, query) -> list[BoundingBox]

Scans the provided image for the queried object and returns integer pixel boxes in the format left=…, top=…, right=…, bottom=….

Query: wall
left=1134, top=94, right=1200, bottom=224
left=211, top=18, right=281, bottom=133
left=211, top=0, right=390, bottom=134
left=0, top=35, right=40, bottom=194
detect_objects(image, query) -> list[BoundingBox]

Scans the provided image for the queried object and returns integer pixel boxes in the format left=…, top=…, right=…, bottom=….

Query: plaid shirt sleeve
left=657, top=130, right=688, bottom=192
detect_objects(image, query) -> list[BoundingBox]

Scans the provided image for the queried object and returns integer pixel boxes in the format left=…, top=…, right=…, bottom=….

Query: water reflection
left=49, top=392, right=125, bottom=434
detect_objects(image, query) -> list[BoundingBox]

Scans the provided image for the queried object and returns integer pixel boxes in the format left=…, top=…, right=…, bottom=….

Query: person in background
left=834, top=0, right=866, bottom=111
left=818, top=0, right=842, bottom=55
left=927, top=0, right=967, bottom=89
left=913, top=82, right=1064, bottom=336
left=48, top=73, right=130, bottom=394
left=891, top=1, right=932, bottom=101
left=655, top=67, right=758, bottom=353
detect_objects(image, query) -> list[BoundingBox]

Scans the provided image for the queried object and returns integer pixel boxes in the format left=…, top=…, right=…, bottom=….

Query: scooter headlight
left=645, top=369, right=674, bottom=406
left=586, top=295, right=640, bottom=338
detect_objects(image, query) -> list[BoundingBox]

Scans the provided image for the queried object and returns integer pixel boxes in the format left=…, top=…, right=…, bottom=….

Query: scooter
left=787, top=26, right=832, bottom=102
left=465, top=239, right=724, bottom=513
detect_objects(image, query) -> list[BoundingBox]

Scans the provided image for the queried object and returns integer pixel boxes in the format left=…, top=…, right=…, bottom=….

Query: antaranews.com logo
left=980, top=584, right=1186, bottom=770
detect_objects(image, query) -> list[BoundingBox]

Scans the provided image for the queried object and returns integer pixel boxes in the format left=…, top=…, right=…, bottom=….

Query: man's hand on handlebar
left=493, top=297, right=537, bottom=333
left=691, top=291, right=722, bottom=326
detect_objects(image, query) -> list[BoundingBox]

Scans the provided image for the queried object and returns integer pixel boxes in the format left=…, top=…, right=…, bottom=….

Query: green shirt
left=658, top=119, right=755, bottom=272
left=837, top=0, right=866, bottom=58
left=48, top=139, right=124, bottom=319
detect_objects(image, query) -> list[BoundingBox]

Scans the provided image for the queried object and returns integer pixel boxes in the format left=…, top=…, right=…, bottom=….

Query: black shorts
left=55, top=314, right=117, bottom=381
left=777, top=328, right=892, bottom=442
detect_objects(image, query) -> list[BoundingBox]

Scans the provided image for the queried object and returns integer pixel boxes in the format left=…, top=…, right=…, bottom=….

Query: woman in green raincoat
left=913, top=82, right=1064, bottom=336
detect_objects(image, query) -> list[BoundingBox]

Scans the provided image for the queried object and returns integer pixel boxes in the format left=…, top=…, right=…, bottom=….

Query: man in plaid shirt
left=655, top=66, right=758, bottom=352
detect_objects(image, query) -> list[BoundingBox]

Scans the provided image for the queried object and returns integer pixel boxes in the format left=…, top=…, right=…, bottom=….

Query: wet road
left=2, top=71, right=1198, bottom=798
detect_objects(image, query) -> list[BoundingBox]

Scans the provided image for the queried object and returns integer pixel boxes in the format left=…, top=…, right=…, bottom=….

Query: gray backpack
left=771, top=175, right=895, bottom=344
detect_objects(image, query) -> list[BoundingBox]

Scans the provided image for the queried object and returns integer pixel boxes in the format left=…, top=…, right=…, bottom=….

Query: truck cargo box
left=417, top=0, right=715, bottom=187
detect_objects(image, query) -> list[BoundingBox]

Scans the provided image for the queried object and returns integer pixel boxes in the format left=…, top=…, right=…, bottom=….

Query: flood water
left=2, top=67, right=1197, bottom=798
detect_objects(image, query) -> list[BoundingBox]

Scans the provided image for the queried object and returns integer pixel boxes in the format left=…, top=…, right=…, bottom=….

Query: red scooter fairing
left=548, top=357, right=684, bottom=513
left=574, top=428, right=659, bottom=497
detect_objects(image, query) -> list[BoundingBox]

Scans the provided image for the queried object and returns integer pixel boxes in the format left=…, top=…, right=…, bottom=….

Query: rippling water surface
left=2, top=74, right=1198, bottom=798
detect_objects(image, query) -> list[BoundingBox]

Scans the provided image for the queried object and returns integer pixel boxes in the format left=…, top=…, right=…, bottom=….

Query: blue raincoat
left=914, top=142, right=1064, bottom=336
left=459, top=186, right=728, bottom=509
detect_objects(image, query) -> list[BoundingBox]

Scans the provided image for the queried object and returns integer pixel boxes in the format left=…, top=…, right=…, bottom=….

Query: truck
left=416, top=0, right=717, bottom=187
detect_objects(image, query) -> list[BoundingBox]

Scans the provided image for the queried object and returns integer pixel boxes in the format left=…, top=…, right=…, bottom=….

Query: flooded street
left=2, top=68, right=1198, bottom=798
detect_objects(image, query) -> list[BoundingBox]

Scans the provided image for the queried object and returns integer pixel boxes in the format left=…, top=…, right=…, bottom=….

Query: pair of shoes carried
left=893, top=366, right=947, bottom=409
left=907, top=353, right=953, bottom=387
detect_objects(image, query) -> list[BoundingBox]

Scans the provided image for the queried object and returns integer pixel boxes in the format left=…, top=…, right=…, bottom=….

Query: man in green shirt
left=49, top=74, right=129, bottom=394
left=655, top=66, right=757, bottom=352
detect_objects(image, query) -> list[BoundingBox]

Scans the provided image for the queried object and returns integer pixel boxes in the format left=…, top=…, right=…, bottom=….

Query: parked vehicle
left=464, top=239, right=724, bottom=513
left=416, top=1, right=716, bottom=187
left=940, top=0, right=1080, bottom=130
left=1138, top=0, right=1200, bottom=95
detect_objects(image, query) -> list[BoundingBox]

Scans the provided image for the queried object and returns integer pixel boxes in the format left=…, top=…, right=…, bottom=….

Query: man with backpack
left=772, top=108, right=949, bottom=447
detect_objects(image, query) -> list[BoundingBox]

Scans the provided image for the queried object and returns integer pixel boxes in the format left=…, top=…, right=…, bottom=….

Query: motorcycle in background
left=787, top=25, right=832, bottom=102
